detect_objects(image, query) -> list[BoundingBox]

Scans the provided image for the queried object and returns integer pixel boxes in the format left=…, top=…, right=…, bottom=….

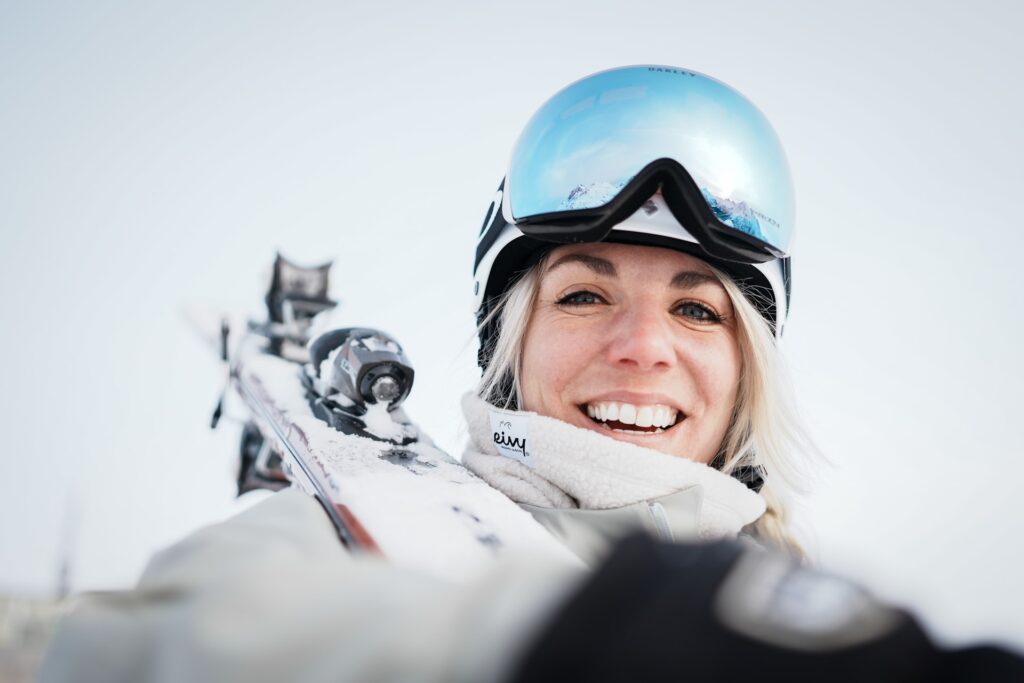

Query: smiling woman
left=467, top=66, right=812, bottom=556
left=41, top=63, right=1024, bottom=683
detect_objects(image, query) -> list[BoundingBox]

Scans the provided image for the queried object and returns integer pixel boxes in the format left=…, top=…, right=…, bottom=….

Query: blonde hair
left=477, top=254, right=813, bottom=556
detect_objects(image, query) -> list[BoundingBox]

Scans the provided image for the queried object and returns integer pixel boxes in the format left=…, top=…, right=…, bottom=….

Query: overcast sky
left=2, top=0, right=1022, bottom=648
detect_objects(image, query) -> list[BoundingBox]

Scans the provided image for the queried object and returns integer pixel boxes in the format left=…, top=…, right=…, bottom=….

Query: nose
left=605, top=304, right=676, bottom=372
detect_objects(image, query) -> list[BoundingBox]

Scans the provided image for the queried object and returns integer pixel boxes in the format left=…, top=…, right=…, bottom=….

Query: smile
left=580, top=401, right=682, bottom=435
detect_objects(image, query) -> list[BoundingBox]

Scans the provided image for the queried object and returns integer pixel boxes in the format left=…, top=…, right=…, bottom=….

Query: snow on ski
left=204, top=254, right=579, bottom=581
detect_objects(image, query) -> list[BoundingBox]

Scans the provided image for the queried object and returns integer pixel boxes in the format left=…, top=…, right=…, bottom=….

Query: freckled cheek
left=521, top=350, right=557, bottom=414
left=686, top=338, right=742, bottom=410
left=521, top=319, right=598, bottom=415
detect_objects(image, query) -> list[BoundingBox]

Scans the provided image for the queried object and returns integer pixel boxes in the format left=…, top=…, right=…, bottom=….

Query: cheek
left=518, top=332, right=543, bottom=412
left=519, top=316, right=550, bottom=413
left=689, top=333, right=742, bottom=411
left=520, top=315, right=595, bottom=414
left=678, top=335, right=741, bottom=463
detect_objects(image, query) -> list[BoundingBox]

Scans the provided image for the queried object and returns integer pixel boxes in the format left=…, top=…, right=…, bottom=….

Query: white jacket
left=40, top=488, right=580, bottom=683
left=41, top=397, right=766, bottom=682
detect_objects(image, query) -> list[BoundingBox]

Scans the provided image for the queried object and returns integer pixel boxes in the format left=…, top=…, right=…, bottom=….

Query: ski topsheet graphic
left=198, top=254, right=577, bottom=580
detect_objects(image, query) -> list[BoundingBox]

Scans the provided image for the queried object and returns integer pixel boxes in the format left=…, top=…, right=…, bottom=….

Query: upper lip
left=580, top=391, right=686, bottom=415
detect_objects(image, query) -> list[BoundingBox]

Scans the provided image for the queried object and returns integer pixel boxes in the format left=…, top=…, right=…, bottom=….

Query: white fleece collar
left=461, top=393, right=766, bottom=540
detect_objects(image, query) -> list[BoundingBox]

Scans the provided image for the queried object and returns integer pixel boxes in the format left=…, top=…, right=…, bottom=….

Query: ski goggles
left=499, top=66, right=795, bottom=265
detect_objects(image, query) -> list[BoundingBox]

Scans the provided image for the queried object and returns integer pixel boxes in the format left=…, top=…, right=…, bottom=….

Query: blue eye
left=557, top=290, right=606, bottom=306
left=675, top=301, right=722, bottom=323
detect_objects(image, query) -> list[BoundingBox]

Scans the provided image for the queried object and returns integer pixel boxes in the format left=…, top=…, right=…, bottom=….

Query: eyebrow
left=546, top=253, right=617, bottom=276
left=546, top=252, right=721, bottom=290
left=670, top=271, right=720, bottom=290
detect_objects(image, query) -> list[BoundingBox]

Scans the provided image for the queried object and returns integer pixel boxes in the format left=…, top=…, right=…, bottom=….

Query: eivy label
left=488, top=407, right=534, bottom=469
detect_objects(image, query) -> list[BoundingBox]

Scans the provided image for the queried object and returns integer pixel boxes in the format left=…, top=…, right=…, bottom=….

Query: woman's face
left=520, top=242, right=742, bottom=464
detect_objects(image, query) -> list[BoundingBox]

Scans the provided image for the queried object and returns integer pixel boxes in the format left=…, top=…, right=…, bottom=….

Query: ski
left=198, top=254, right=577, bottom=580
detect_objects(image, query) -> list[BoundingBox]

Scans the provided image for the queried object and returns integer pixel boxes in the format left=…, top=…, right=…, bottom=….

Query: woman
left=460, top=65, right=809, bottom=559
left=49, top=66, right=1014, bottom=683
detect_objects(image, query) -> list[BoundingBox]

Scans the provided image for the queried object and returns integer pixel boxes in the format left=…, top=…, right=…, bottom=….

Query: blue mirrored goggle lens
left=506, top=66, right=795, bottom=255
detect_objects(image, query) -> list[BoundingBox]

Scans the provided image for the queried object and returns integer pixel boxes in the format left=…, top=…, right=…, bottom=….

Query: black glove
left=510, top=533, right=1023, bottom=682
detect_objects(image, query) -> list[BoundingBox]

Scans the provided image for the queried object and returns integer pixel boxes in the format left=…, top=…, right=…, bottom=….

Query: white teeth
left=584, top=401, right=680, bottom=429
left=654, top=406, right=674, bottom=428
left=635, top=406, right=653, bottom=428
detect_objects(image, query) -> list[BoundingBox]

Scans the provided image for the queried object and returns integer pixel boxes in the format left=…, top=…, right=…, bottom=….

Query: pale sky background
left=2, top=0, right=1022, bottom=649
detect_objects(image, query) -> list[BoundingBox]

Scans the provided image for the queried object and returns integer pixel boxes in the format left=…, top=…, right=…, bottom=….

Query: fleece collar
left=461, top=393, right=766, bottom=540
